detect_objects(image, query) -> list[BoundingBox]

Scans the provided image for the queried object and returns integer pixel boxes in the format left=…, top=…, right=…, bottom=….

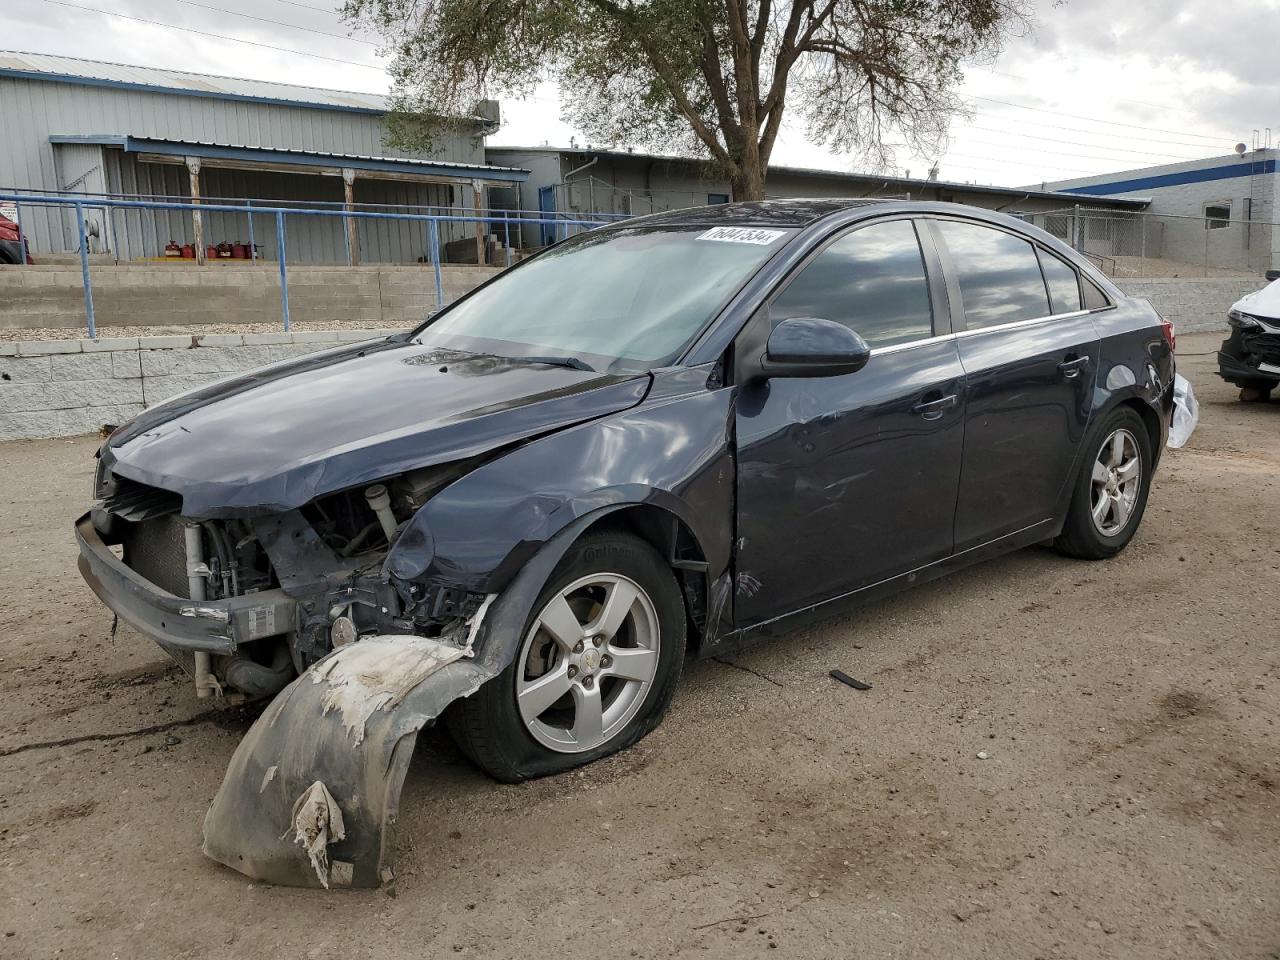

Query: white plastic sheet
left=1167, top=374, right=1199, bottom=449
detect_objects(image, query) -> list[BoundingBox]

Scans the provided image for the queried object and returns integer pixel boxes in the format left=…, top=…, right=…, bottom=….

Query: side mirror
left=759, top=317, right=872, bottom=380
left=1265, top=269, right=1280, bottom=282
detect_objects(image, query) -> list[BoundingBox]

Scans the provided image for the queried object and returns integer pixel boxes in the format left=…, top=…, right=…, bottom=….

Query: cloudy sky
left=3, top=0, right=1276, bottom=187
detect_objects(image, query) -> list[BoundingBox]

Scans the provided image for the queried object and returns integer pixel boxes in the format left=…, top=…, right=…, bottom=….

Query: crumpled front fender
left=200, top=512, right=598, bottom=889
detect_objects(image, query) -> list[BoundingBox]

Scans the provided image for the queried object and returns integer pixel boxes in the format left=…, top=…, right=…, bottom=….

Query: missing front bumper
left=75, top=512, right=295, bottom=656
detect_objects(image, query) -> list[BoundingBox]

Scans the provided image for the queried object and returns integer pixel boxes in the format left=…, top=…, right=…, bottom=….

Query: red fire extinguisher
left=205, top=245, right=218, bottom=261
left=181, top=244, right=195, bottom=259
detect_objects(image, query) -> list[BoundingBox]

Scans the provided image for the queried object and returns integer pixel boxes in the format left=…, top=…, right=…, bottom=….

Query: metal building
left=0, top=52, right=528, bottom=264
left=487, top=145, right=1148, bottom=248
left=1041, top=149, right=1279, bottom=274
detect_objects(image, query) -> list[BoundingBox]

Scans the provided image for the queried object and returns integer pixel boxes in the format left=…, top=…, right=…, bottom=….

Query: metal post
left=186, top=157, right=205, bottom=266
left=74, top=201, right=97, bottom=339
left=472, top=180, right=485, bottom=266
left=429, top=218, right=444, bottom=310
left=342, top=168, right=359, bottom=266
left=106, top=205, right=120, bottom=264
left=276, top=211, right=290, bottom=332
left=1139, top=214, right=1146, bottom=278
left=12, top=200, right=22, bottom=259
left=247, top=199, right=256, bottom=263
left=1072, top=204, right=1081, bottom=252
left=503, top=213, right=511, bottom=268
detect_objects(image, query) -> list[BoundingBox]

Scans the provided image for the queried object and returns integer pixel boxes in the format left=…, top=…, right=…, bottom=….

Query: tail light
left=1159, top=315, right=1176, bottom=352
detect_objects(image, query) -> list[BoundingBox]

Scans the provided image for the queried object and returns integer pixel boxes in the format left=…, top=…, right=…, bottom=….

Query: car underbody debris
left=829, top=669, right=872, bottom=691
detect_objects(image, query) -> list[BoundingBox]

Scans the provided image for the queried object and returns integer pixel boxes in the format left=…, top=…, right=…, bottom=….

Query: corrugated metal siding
left=0, top=75, right=485, bottom=257
left=0, top=51, right=389, bottom=112
left=96, top=153, right=464, bottom=264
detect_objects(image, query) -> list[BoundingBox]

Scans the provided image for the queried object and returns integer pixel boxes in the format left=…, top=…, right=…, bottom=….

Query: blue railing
left=1, top=193, right=622, bottom=338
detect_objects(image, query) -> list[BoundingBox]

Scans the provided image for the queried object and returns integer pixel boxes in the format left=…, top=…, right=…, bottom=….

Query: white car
left=1219, top=270, right=1280, bottom=401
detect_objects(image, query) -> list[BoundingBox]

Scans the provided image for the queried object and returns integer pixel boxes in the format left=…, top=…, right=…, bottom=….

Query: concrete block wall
left=1117, top=278, right=1260, bottom=332
left=0, top=264, right=503, bottom=331
left=0, top=329, right=397, bottom=441
left=0, top=275, right=1263, bottom=441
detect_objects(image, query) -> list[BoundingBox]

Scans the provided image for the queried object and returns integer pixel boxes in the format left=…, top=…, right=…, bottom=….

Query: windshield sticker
left=697, top=226, right=787, bottom=245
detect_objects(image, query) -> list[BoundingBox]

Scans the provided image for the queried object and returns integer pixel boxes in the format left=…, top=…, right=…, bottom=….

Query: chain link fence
left=1021, top=208, right=1278, bottom=279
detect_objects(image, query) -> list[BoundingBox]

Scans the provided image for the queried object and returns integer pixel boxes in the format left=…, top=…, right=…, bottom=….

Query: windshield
left=413, top=223, right=794, bottom=371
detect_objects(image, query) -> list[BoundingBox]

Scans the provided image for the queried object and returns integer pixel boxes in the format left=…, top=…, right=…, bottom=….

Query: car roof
left=625, top=198, right=892, bottom=228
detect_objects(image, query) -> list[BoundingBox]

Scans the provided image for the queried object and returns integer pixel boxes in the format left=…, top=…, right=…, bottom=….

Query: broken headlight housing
left=1228, top=309, right=1263, bottom=331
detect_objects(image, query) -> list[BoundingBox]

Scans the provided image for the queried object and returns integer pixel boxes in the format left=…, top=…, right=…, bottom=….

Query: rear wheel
left=448, top=531, right=685, bottom=782
left=1055, top=407, right=1153, bottom=560
left=1240, top=385, right=1273, bottom=403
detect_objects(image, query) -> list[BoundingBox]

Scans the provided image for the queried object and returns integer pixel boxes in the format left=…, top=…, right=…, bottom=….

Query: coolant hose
left=223, top=644, right=295, bottom=699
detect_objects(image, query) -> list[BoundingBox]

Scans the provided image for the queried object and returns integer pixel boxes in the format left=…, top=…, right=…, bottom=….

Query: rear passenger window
left=937, top=221, right=1051, bottom=330
left=1082, top=277, right=1111, bottom=310
left=771, top=219, right=933, bottom=348
left=1038, top=249, right=1082, bottom=314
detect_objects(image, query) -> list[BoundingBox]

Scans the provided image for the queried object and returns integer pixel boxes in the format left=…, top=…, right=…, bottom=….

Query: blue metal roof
left=49, top=135, right=529, bottom=184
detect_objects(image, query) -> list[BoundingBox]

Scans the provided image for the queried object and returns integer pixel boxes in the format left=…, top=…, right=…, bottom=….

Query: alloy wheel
left=515, top=573, right=661, bottom=753
left=1089, top=427, right=1141, bottom=536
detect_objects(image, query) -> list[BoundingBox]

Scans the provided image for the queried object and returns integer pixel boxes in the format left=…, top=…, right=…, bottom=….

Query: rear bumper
left=75, top=512, right=295, bottom=654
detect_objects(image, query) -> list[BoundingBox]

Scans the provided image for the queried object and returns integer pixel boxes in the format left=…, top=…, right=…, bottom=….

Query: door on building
left=538, top=186, right=557, bottom=246
left=926, top=217, right=1101, bottom=551
left=733, top=217, right=966, bottom=624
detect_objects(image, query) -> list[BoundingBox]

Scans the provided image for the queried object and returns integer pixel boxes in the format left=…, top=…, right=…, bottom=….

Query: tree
left=344, top=0, right=1027, bottom=201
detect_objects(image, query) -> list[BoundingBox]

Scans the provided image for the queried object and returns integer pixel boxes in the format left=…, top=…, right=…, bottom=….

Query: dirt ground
left=1, top=331, right=1277, bottom=959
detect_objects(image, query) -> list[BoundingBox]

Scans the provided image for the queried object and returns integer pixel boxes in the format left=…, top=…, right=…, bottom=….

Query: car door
left=733, top=217, right=967, bottom=625
left=926, top=218, right=1100, bottom=551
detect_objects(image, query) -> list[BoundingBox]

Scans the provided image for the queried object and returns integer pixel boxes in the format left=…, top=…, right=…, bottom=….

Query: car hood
left=1232, top=278, right=1280, bottom=322
left=105, top=339, right=650, bottom=518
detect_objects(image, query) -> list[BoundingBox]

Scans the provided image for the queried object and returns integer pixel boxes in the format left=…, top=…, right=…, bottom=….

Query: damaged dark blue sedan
left=76, top=199, right=1175, bottom=888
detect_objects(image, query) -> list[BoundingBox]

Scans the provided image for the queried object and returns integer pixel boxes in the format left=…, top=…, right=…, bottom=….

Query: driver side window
left=770, top=219, right=934, bottom=348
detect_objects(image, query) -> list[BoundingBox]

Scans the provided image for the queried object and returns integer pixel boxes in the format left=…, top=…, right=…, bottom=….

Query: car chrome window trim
left=869, top=332, right=955, bottom=357
left=868, top=308, right=1095, bottom=357
left=953, top=308, right=1091, bottom=338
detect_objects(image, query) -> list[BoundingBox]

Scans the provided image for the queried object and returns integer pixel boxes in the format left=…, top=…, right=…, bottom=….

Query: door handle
left=1058, top=355, right=1089, bottom=379
left=911, top=394, right=958, bottom=420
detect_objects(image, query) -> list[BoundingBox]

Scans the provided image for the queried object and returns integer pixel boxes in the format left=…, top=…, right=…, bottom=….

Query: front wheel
left=1055, top=407, right=1153, bottom=560
left=447, top=530, right=686, bottom=783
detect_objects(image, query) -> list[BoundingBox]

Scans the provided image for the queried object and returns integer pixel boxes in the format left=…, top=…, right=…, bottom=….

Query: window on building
left=936, top=220, right=1051, bottom=330
left=707, top=193, right=730, bottom=205
left=1204, top=202, right=1231, bottom=229
left=1037, top=248, right=1082, bottom=314
left=770, top=219, right=934, bottom=348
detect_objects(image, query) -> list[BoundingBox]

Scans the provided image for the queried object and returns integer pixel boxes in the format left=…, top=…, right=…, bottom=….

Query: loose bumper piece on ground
left=200, top=516, right=587, bottom=888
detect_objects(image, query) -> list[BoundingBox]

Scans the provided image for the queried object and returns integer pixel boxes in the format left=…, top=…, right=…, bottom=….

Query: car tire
left=1054, top=406, right=1153, bottom=560
left=447, top=530, right=686, bottom=783
left=1239, top=385, right=1272, bottom=403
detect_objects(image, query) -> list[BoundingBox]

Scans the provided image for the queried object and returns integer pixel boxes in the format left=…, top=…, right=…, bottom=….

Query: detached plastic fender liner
left=200, top=510, right=609, bottom=889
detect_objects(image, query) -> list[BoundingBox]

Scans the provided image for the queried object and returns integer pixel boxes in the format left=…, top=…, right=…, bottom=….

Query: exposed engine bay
left=86, top=451, right=490, bottom=702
